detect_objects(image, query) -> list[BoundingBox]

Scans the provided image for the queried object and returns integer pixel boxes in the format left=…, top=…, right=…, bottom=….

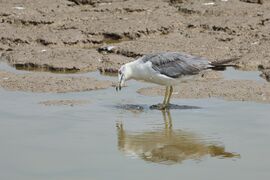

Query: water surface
left=0, top=66, right=270, bottom=180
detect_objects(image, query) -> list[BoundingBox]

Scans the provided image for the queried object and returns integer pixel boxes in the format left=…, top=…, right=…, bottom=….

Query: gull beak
left=116, top=74, right=125, bottom=92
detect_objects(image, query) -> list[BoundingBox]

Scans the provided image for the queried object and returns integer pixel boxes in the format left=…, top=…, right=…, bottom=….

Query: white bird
left=116, top=52, right=235, bottom=109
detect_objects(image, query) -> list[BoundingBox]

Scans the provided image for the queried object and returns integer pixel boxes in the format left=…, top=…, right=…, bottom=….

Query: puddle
left=0, top=61, right=270, bottom=179
left=0, top=62, right=29, bottom=74
left=223, top=67, right=266, bottom=82
left=1, top=83, right=270, bottom=180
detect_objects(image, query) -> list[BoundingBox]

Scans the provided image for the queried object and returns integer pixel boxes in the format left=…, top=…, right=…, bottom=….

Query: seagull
left=116, top=52, right=236, bottom=109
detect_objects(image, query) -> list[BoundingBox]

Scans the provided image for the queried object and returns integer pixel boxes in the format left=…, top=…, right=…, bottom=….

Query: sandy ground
left=0, top=0, right=269, bottom=102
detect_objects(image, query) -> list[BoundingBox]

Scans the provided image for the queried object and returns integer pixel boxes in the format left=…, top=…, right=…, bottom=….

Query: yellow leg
left=162, top=86, right=169, bottom=105
left=165, top=86, right=173, bottom=106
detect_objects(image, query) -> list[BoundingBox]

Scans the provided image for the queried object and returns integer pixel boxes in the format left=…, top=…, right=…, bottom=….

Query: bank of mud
left=0, top=71, right=112, bottom=93
left=138, top=79, right=270, bottom=103
left=0, top=0, right=269, bottom=101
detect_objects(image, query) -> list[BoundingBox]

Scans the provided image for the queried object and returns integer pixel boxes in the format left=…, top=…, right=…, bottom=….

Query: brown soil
left=138, top=79, right=270, bottom=103
left=0, top=71, right=111, bottom=93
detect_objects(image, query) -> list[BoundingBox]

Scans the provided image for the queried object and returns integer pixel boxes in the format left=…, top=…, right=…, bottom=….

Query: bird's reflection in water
left=117, top=110, right=240, bottom=165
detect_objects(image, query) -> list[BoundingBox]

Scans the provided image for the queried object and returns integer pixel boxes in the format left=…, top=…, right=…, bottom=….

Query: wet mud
left=115, top=103, right=201, bottom=111
left=0, top=71, right=112, bottom=93
left=149, top=103, right=201, bottom=110
left=39, top=99, right=91, bottom=106
left=138, top=78, right=270, bottom=103
left=0, top=0, right=270, bottom=100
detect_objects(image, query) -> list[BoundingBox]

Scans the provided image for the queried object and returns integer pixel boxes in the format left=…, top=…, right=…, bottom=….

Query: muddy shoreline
left=0, top=0, right=269, bottom=102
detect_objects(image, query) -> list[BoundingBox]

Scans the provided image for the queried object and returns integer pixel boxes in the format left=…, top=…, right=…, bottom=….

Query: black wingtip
left=210, top=57, right=241, bottom=66
left=209, top=56, right=241, bottom=71
left=208, top=64, right=239, bottom=71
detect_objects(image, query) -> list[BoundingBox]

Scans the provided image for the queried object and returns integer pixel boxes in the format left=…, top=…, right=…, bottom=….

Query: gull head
left=116, top=64, right=132, bottom=91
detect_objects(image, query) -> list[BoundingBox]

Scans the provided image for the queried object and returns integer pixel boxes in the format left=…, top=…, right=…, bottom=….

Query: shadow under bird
left=116, top=52, right=237, bottom=109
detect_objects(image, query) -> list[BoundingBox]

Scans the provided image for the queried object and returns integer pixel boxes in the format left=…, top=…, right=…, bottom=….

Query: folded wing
left=141, top=52, right=211, bottom=78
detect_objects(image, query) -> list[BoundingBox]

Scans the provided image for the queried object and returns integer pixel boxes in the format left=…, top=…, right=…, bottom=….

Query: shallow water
left=0, top=65, right=270, bottom=180
left=223, top=67, right=267, bottom=82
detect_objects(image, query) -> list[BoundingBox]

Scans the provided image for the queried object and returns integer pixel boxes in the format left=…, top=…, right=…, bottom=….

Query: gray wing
left=141, top=52, right=211, bottom=78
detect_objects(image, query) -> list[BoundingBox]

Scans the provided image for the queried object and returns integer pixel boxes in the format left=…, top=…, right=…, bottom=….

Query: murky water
left=223, top=67, right=267, bottom=82
left=1, top=64, right=270, bottom=180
